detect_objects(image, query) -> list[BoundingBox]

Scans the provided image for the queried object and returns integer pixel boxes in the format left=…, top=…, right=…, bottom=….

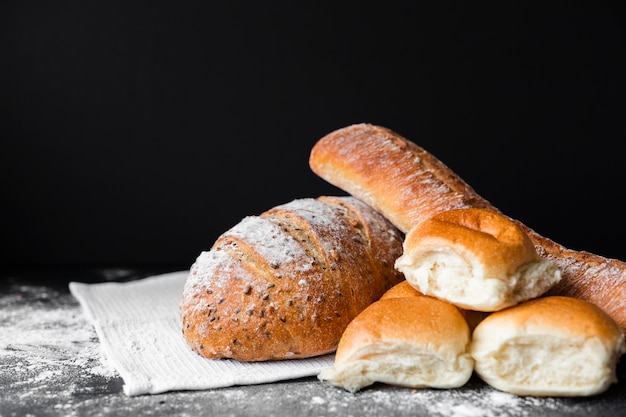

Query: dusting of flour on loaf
left=182, top=197, right=356, bottom=303
left=228, top=216, right=310, bottom=271
left=181, top=213, right=315, bottom=308
left=271, top=198, right=352, bottom=255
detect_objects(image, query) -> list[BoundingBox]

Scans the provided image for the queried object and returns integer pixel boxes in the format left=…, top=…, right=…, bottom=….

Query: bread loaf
left=318, top=288, right=474, bottom=392
left=395, top=207, right=561, bottom=312
left=309, top=123, right=626, bottom=334
left=180, top=195, right=405, bottom=362
left=470, top=296, right=626, bottom=396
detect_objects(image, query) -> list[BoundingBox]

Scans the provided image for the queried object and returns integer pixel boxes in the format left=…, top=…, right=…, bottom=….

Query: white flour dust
left=0, top=283, right=118, bottom=402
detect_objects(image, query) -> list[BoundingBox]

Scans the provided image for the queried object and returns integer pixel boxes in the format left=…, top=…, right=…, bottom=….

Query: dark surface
left=2, top=266, right=625, bottom=417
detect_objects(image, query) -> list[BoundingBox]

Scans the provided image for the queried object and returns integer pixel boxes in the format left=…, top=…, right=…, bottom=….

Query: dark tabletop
left=2, top=266, right=625, bottom=417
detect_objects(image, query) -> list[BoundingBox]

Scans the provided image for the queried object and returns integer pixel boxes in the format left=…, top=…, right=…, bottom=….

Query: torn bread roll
left=180, top=196, right=405, bottom=361
left=318, top=292, right=474, bottom=392
left=395, top=208, right=561, bottom=311
left=309, top=123, right=626, bottom=333
left=470, top=296, right=626, bottom=396
left=380, top=280, right=489, bottom=331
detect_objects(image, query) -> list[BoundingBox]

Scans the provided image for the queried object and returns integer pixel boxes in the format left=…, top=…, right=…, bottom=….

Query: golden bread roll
left=309, top=123, right=626, bottom=334
left=470, top=296, right=626, bottom=396
left=395, top=208, right=561, bottom=311
left=379, top=279, right=423, bottom=299
left=180, top=195, right=405, bottom=362
left=380, top=280, right=488, bottom=331
left=318, top=295, right=474, bottom=392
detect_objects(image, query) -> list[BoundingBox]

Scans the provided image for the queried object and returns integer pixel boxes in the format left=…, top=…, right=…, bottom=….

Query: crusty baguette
left=309, top=123, right=626, bottom=334
left=180, top=195, right=405, bottom=362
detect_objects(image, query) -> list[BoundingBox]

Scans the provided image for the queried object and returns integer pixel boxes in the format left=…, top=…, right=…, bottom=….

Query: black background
left=2, top=2, right=625, bottom=271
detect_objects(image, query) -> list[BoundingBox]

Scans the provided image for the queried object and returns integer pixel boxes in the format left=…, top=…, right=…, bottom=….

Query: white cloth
left=69, top=271, right=334, bottom=396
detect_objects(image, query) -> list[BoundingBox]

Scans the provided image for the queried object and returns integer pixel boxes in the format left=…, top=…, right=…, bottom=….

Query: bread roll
left=379, top=279, right=423, bottom=299
left=470, top=296, right=626, bottom=396
left=318, top=295, right=474, bottom=392
left=395, top=208, right=561, bottom=311
left=180, top=196, right=405, bottom=362
left=381, top=280, right=489, bottom=331
left=309, top=123, right=626, bottom=333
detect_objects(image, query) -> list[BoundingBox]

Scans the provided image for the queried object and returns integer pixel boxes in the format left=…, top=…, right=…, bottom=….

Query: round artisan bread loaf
left=317, top=293, right=474, bottom=392
left=180, top=196, right=405, bottom=362
left=471, top=296, right=626, bottom=397
left=395, top=207, right=561, bottom=312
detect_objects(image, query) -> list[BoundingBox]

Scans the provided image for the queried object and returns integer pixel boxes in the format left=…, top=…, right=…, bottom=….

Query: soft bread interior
left=318, top=296, right=474, bottom=392
left=396, top=244, right=561, bottom=311
left=319, top=342, right=473, bottom=393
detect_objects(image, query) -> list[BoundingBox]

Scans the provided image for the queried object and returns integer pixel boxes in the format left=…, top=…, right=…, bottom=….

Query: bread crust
left=381, top=280, right=489, bottom=331
left=406, top=208, right=539, bottom=276
left=379, top=280, right=423, bottom=299
left=180, top=196, right=405, bottom=361
left=309, top=123, right=493, bottom=233
left=310, top=123, right=626, bottom=333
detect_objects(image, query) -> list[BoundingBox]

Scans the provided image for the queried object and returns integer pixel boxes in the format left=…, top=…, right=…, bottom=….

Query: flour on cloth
left=69, top=271, right=334, bottom=396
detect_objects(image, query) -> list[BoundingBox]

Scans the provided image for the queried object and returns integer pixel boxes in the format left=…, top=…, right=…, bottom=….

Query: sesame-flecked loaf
left=180, top=196, right=405, bottom=362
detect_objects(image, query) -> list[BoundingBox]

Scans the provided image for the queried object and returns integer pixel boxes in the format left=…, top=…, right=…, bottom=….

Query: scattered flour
left=0, top=283, right=119, bottom=404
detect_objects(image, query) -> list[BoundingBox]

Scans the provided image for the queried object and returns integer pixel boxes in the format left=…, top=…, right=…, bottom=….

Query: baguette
left=180, top=195, right=405, bottom=361
left=309, top=123, right=626, bottom=333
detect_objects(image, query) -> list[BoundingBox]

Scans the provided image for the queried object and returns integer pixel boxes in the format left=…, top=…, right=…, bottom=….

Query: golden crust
left=380, top=280, right=423, bottom=299
left=309, top=123, right=493, bottom=234
left=334, top=296, right=471, bottom=365
left=179, top=196, right=405, bottom=362
left=381, top=281, right=489, bottom=331
left=404, top=208, right=539, bottom=277
left=475, top=296, right=623, bottom=341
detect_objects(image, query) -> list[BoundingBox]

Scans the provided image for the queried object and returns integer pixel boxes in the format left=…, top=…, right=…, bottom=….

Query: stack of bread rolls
left=311, top=123, right=625, bottom=396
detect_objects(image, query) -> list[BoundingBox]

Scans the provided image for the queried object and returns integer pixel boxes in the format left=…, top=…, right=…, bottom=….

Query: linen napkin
left=69, top=271, right=334, bottom=396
